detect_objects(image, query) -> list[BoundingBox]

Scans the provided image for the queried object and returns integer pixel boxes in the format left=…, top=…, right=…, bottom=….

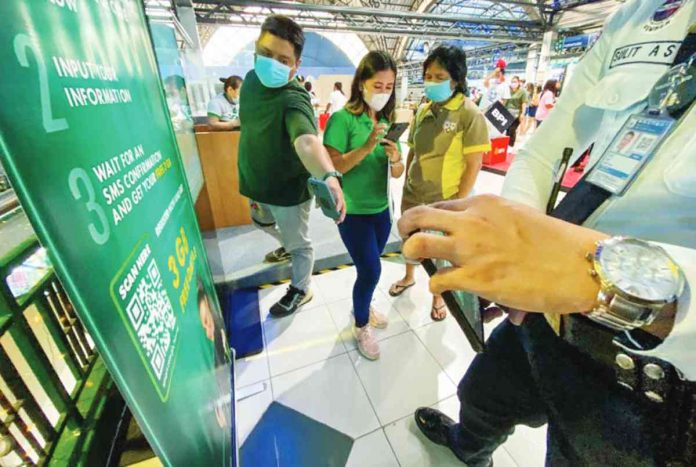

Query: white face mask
left=363, top=89, right=390, bottom=112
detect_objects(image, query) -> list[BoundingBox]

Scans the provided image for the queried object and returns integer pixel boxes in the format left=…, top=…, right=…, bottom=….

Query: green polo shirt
left=238, top=70, right=317, bottom=206
left=323, top=109, right=395, bottom=215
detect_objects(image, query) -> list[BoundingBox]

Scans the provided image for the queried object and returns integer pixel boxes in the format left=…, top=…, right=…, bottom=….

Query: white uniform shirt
left=207, top=93, right=239, bottom=122
left=309, top=92, right=320, bottom=117
left=328, top=90, right=347, bottom=115
left=501, top=0, right=696, bottom=380
left=479, top=79, right=511, bottom=109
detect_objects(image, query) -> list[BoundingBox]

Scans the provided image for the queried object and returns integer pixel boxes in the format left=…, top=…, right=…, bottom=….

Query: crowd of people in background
left=197, top=5, right=696, bottom=465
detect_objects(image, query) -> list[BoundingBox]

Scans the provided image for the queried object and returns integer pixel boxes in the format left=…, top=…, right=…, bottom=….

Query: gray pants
left=249, top=199, right=314, bottom=293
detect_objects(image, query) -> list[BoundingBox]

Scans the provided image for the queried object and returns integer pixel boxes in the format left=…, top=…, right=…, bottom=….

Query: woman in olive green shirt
left=504, top=75, right=528, bottom=147
left=323, top=51, right=404, bottom=361
left=389, top=45, right=490, bottom=321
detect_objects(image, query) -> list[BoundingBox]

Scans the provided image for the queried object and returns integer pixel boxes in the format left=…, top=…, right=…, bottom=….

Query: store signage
left=484, top=101, right=515, bottom=133
left=562, top=34, right=591, bottom=50
left=0, top=1, right=234, bottom=465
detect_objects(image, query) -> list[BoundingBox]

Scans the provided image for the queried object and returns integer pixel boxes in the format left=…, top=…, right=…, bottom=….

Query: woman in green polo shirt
left=323, top=51, right=404, bottom=360
left=389, top=45, right=490, bottom=321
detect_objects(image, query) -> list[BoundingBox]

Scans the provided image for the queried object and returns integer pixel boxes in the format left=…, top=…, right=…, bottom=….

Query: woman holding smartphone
left=323, top=51, right=404, bottom=360
left=389, top=45, right=490, bottom=321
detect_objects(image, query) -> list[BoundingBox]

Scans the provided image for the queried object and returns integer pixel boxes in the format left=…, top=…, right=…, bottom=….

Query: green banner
left=0, top=1, right=234, bottom=465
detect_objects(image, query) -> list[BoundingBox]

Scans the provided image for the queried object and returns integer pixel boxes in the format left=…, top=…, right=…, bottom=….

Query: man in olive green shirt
left=238, top=15, right=345, bottom=317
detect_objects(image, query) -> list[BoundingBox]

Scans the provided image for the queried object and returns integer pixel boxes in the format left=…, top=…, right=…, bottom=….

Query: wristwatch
left=323, top=171, right=343, bottom=186
left=585, top=237, right=685, bottom=331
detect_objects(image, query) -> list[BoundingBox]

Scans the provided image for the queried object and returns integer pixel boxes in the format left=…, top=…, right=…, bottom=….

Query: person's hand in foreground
left=398, top=195, right=608, bottom=315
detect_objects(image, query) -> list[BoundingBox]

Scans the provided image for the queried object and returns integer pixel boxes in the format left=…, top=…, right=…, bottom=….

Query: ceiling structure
left=190, top=0, right=621, bottom=62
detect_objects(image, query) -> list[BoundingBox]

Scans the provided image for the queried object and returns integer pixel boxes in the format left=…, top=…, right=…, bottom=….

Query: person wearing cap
left=479, top=58, right=511, bottom=110
left=207, top=75, right=242, bottom=130
left=406, top=1, right=696, bottom=465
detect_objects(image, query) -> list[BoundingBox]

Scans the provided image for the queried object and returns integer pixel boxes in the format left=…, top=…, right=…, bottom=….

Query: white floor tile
left=389, top=286, right=441, bottom=330
left=385, top=395, right=521, bottom=467
left=347, top=429, right=399, bottom=467
left=383, top=413, right=463, bottom=467
left=433, top=395, right=460, bottom=419
left=235, top=350, right=271, bottom=388
left=376, top=259, right=409, bottom=293
left=377, top=260, right=431, bottom=302
left=313, top=266, right=358, bottom=304
left=437, top=395, right=539, bottom=467
left=257, top=283, right=323, bottom=322
left=492, top=447, right=520, bottom=467
left=236, top=380, right=273, bottom=446
left=327, top=295, right=411, bottom=352
left=502, top=424, right=547, bottom=467
left=415, top=319, right=478, bottom=385
left=350, top=332, right=456, bottom=425
left=264, top=305, right=345, bottom=376
left=271, top=354, right=380, bottom=438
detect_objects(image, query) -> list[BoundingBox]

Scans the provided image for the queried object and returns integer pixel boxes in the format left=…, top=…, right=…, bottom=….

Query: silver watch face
left=598, top=238, right=683, bottom=302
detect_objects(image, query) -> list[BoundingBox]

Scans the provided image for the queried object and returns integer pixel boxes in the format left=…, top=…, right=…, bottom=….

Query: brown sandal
left=389, top=281, right=415, bottom=297
left=431, top=303, right=447, bottom=322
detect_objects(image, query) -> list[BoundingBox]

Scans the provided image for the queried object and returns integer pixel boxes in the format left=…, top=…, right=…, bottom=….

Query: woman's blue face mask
left=424, top=79, right=453, bottom=103
left=254, top=54, right=292, bottom=89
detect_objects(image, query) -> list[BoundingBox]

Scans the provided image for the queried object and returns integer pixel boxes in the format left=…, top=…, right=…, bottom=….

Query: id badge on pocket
left=587, top=113, right=674, bottom=195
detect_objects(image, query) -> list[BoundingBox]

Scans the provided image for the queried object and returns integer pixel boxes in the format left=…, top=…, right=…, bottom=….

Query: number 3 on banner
left=14, top=33, right=68, bottom=133
left=69, top=168, right=110, bottom=245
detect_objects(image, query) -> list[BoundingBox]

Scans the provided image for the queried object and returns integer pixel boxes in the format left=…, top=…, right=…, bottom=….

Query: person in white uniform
left=325, top=81, right=347, bottom=115
left=207, top=75, right=242, bottom=130
left=479, top=59, right=511, bottom=110
left=400, top=0, right=696, bottom=465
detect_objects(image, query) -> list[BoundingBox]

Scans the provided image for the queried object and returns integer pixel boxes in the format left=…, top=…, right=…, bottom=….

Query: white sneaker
left=368, top=306, right=388, bottom=329
left=354, top=325, right=380, bottom=360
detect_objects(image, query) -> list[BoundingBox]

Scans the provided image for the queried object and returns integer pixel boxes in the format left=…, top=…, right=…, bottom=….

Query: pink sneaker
left=369, top=306, right=388, bottom=329
left=354, top=325, right=380, bottom=360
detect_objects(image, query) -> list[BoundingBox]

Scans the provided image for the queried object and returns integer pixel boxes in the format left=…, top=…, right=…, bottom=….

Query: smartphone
left=380, top=122, right=409, bottom=143
left=308, top=177, right=341, bottom=220
left=421, top=258, right=485, bottom=352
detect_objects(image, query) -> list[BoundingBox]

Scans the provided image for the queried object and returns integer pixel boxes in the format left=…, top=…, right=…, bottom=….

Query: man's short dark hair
left=304, top=81, right=312, bottom=92
left=261, top=15, right=305, bottom=59
left=220, top=75, right=243, bottom=91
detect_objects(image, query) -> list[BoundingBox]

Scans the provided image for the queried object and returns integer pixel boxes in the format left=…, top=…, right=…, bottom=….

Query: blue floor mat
left=240, top=402, right=353, bottom=467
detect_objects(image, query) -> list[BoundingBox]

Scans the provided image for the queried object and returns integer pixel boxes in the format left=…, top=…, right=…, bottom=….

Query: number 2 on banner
left=68, top=168, right=110, bottom=245
left=14, top=33, right=68, bottom=133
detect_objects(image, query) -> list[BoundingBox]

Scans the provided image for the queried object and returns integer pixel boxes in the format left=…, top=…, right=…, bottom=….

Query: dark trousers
left=338, top=209, right=391, bottom=327
left=506, top=117, right=521, bottom=147
left=448, top=314, right=678, bottom=466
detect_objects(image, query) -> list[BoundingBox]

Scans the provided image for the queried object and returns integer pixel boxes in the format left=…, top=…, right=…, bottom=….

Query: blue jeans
left=447, top=314, right=674, bottom=466
left=338, top=209, right=392, bottom=328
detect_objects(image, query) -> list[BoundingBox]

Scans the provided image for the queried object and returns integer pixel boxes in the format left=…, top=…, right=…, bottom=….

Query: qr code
left=125, top=259, right=177, bottom=380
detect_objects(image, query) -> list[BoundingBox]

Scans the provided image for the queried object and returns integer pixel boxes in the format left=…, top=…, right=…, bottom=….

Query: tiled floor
left=235, top=258, right=548, bottom=466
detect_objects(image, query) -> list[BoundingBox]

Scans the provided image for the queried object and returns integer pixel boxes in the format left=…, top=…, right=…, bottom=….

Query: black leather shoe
left=414, top=407, right=455, bottom=447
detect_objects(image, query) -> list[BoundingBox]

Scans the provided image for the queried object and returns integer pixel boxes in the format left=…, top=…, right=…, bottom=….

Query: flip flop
left=388, top=281, right=415, bottom=297
left=431, top=303, right=447, bottom=322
